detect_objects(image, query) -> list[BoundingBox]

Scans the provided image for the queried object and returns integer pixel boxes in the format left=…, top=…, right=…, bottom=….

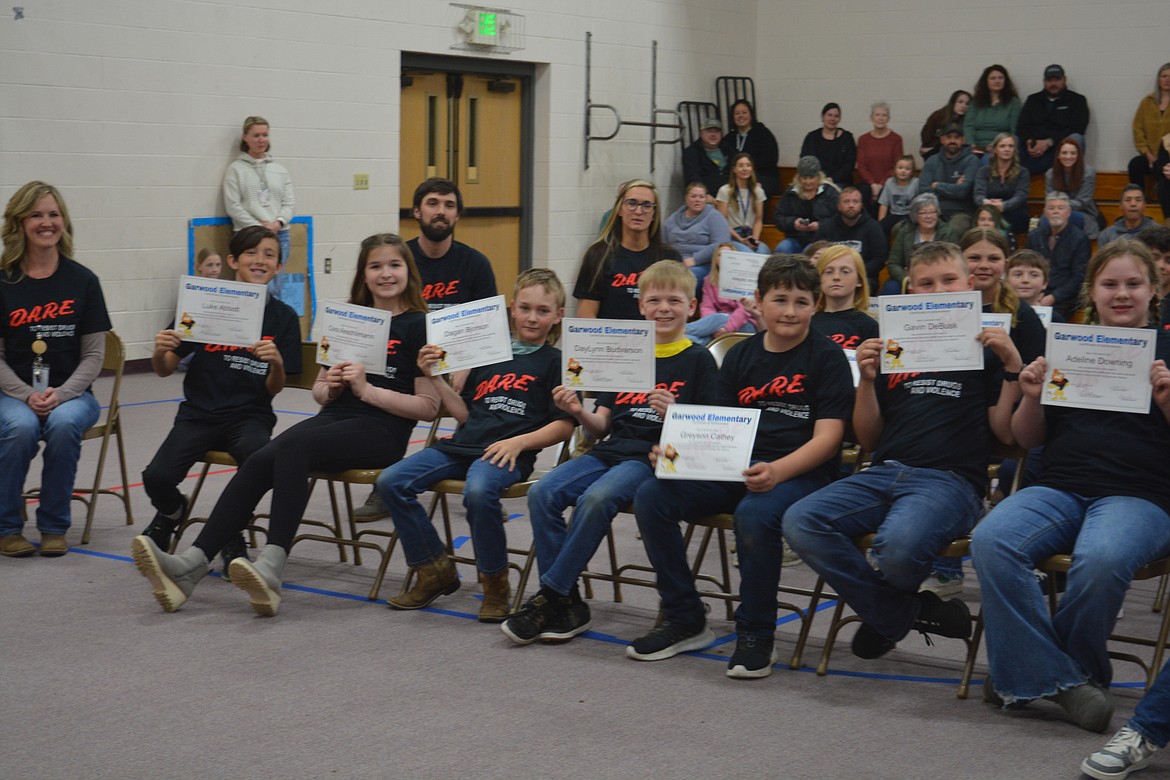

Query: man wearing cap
left=1018, top=65, right=1090, bottom=176
left=682, top=118, right=728, bottom=200
left=918, top=122, right=979, bottom=235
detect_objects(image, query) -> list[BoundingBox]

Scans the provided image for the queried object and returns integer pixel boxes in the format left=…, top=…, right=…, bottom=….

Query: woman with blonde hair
left=222, top=116, right=296, bottom=266
left=974, top=132, right=1030, bottom=234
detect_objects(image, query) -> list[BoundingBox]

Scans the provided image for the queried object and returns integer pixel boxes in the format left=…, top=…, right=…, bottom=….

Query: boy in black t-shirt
left=377, top=269, right=575, bottom=623
left=501, top=261, right=719, bottom=646
left=628, top=256, right=855, bottom=677
left=784, top=241, right=1023, bottom=662
left=140, top=226, right=302, bottom=570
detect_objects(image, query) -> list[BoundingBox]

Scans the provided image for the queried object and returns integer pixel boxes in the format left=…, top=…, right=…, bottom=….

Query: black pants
left=193, top=414, right=410, bottom=558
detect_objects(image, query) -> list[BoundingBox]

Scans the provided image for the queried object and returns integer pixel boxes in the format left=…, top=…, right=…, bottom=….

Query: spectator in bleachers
left=920, top=90, right=971, bottom=160
left=965, top=65, right=1021, bottom=161
left=876, top=155, right=919, bottom=237
left=884, top=193, right=957, bottom=295
left=1136, top=226, right=1170, bottom=324
left=1155, top=131, right=1170, bottom=222
left=715, top=154, right=770, bottom=254
left=919, top=122, right=979, bottom=235
left=719, top=100, right=781, bottom=198
left=682, top=118, right=728, bottom=201
left=975, top=133, right=1031, bottom=235
left=813, top=186, right=888, bottom=293
left=976, top=205, right=1018, bottom=251
left=1044, top=137, right=1100, bottom=239
left=662, top=182, right=731, bottom=283
left=1099, top=184, right=1158, bottom=246
left=1018, top=65, right=1090, bottom=176
left=774, top=156, right=840, bottom=254
left=856, top=102, right=904, bottom=211
left=801, top=103, right=857, bottom=189
left=1026, top=192, right=1091, bottom=319
left=1128, top=63, right=1170, bottom=198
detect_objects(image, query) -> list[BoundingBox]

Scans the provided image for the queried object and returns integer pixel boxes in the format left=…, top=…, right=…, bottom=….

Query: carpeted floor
left=1, top=370, right=1165, bottom=779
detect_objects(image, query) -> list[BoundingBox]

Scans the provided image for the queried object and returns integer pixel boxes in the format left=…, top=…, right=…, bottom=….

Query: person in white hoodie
left=222, top=116, right=295, bottom=266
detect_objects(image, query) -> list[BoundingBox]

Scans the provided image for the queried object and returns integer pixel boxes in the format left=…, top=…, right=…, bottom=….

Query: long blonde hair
left=960, top=228, right=1019, bottom=328
left=815, top=245, right=870, bottom=312
left=707, top=242, right=735, bottom=288
left=2, top=181, right=74, bottom=278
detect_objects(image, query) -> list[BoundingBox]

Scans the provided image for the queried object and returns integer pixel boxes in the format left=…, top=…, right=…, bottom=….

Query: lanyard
left=737, top=188, right=752, bottom=222
left=736, top=132, right=747, bottom=152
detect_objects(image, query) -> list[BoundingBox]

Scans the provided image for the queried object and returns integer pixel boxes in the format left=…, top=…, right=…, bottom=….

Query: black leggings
left=193, top=414, right=410, bottom=558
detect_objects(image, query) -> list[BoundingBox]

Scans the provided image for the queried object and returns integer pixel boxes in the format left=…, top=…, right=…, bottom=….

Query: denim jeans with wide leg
left=0, top=392, right=100, bottom=537
left=971, top=487, right=1170, bottom=704
left=527, top=454, right=651, bottom=596
left=784, top=462, right=983, bottom=642
left=1131, top=658, right=1170, bottom=748
left=376, top=447, right=523, bottom=575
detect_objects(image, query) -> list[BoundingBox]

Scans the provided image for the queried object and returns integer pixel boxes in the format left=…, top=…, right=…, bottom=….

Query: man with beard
left=813, top=186, right=889, bottom=292
left=1026, top=192, right=1091, bottom=319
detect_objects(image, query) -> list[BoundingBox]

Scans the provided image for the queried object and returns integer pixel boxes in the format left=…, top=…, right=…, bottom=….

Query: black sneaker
left=726, top=633, right=779, bottom=679
left=220, top=533, right=250, bottom=582
left=626, top=619, right=715, bottom=661
left=500, top=592, right=559, bottom=645
left=141, top=495, right=187, bottom=552
left=540, top=591, right=592, bottom=644
left=913, top=590, right=972, bottom=639
left=851, top=622, right=897, bottom=659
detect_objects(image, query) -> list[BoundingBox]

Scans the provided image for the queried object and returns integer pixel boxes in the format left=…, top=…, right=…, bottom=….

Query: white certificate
left=174, top=275, right=265, bottom=348
left=877, top=291, right=983, bottom=373
left=425, top=294, right=512, bottom=375
left=1042, top=323, right=1156, bottom=414
left=561, top=318, right=655, bottom=392
left=655, top=404, right=761, bottom=482
left=1032, top=306, right=1053, bottom=329
left=868, top=297, right=881, bottom=318
left=981, top=312, right=1011, bottom=332
left=842, top=348, right=860, bottom=386
left=718, top=250, right=766, bottom=301
left=317, top=301, right=392, bottom=376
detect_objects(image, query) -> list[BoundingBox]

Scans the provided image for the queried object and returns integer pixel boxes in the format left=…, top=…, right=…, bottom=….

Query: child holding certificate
left=501, top=261, right=719, bottom=645
left=629, top=256, right=854, bottom=676
left=139, top=226, right=302, bottom=574
left=377, top=269, right=575, bottom=623
left=973, top=239, right=1170, bottom=732
left=810, top=244, right=878, bottom=349
left=131, top=234, right=438, bottom=615
left=784, top=241, right=1023, bottom=665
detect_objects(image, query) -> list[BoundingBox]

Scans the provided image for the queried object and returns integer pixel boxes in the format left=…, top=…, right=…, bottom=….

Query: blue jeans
left=376, top=447, right=523, bottom=575
left=686, top=313, right=729, bottom=346
left=732, top=240, right=771, bottom=255
left=527, top=454, right=650, bottom=596
left=784, top=462, right=983, bottom=642
left=0, top=391, right=100, bottom=536
left=970, top=487, right=1170, bottom=702
left=1132, top=658, right=1170, bottom=748
left=634, top=468, right=829, bottom=634
left=777, top=237, right=809, bottom=254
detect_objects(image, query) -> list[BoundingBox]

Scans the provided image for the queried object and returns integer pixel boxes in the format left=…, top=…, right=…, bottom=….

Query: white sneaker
left=918, top=572, right=964, bottom=598
left=781, top=539, right=802, bottom=568
left=1081, top=726, right=1157, bottom=779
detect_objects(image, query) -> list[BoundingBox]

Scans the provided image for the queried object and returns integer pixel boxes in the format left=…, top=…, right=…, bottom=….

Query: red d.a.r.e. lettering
left=423, top=280, right=460, bottom=301
left=614, top=380, right=688, bottom=406
left=7, top=299, right=76, bottom=327
left=473, top=372, right=537, bottom=402
left=737, top=374, right=806, bottom=405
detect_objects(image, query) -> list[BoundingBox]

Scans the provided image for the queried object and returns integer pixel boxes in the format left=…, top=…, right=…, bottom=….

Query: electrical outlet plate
left=353, top=174, right=369, bottom=190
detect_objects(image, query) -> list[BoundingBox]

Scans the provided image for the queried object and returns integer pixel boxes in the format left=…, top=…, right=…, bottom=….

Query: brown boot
left=478, top=570, right=512, bottom=623
left=388, top=552, right=459, bottom=610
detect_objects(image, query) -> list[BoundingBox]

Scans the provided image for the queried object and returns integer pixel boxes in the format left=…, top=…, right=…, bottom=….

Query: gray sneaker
left=1081, top=726, right=1157, bottom=779
left=131, top=536, right=209, bottom=612
left=353, top=489, right=389, bottom=521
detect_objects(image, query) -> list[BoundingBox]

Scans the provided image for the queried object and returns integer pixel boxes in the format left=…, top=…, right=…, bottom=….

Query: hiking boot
left=353, top=489, right=390, bottom=521
left=220, top=533, right=250, bottom=581
left=1082, top=726, right=1158, bottom=779
left=229, top=544, right=286, bottom=616
left=38, top=533, right=68, bottom=557
left=918, top=571, right=965, bottom=598
left=1050, top=683, right=1115, bottom=733
left=0, top=533, right=36, bottom=558
left=626, top=618, right=715, bottom=661
left=539, top=588, right=592, bottom=643
left=142, top=495, right=187, bottom=552
left=131, top=536, right=209, bottom=612
left=851, top=622, right=897, bottom=660
left=726, top=633, right=780, bottom=679
left=388, top=552, right=460, bottom=610
left=478, top=570, right=512, bottom=623
left=913, top=590, right=972, bottom=639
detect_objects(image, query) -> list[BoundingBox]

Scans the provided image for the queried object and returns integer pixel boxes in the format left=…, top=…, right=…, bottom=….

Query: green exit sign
left=478, top=12, right=497, bottom=37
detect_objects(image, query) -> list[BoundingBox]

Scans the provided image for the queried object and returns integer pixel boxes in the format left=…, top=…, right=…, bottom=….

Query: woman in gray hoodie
left=222, top=116, right=296, bottom=263
left=662, top=182, right=732, bottom=283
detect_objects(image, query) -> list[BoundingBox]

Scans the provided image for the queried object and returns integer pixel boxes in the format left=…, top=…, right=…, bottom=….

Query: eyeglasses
left=917, top=209, right=939, bottom=216
left=622, top=199, right=657, bottom=213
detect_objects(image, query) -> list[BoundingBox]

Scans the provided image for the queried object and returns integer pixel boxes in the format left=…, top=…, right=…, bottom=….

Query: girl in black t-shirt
left=811, top=244, right=877, bottom=351
left=1, top=181, right=111, bottom=558
left=132, top=234, right=440, bottom=615
left=973, top=239, right=1170, bottom=729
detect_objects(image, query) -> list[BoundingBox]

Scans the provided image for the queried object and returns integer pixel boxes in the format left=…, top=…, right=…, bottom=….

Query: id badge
left=32, top=364, right=50, bottom=392
left=259, top=187, right=271, bottom=207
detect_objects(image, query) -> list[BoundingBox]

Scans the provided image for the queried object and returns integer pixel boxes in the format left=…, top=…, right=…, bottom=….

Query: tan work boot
left=478, top=570, right=512, bottom=623
left=388, top=552, right=460, bottom=610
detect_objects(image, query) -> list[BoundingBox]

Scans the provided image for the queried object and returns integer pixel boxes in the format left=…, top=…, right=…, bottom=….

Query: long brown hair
left=585, top=179, right=668, bottom=289
left=1081, top=239, right=1160, bottom=326
left=973, top=64, right=1018, bottom=108
left=1050, top=136, right=1086, bottom=193
left=348, top=233, right=427, bottom=314
left=960, top=228, right=1019, bottom=327
left=2, top=181, right=74, bottom=278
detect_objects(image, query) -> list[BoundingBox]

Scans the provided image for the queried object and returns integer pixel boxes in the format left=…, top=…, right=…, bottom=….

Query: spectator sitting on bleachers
left=1018, top=64, right=1090, bottom=176
left=876, top=155, right=919, bottom=237
left=975, top=204, right=1018, bottom=251
left=719, top=100, right=781, bottom=198
left=1155, top=131, right=1170, bottom=222
left=682, top=118, right=728, bottom=201
left=774, top=156, right=840, bottom=254
left=715, top=153, right=770, bottom=254
left=1127, top=63, right=1170, bottom=197
left=662, top=182, right=731, bottom=283
left=975, top=133, right=1031, bottom=235
left=1044, top=137, right=1100, bottom=239
left=1026, top=192, right=1091, bottom=319
left=920, top=90, right=971, bottom=160
left=813, top=186, right=888, bottom=293
left=856, top=102, right=904, bottom=210
left=1099, top=184, right=1158, bottom=246
left=884, top=193, right=958, bottom=295
left=919, top=122, right=979, bottom=235
left=965, top=65, right=1021, bottom=160
left=801, top=103, right=856, bottom=189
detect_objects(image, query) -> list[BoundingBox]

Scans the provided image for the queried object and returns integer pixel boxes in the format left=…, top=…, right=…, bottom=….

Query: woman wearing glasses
left=573, top=180, right=681, bottom=320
